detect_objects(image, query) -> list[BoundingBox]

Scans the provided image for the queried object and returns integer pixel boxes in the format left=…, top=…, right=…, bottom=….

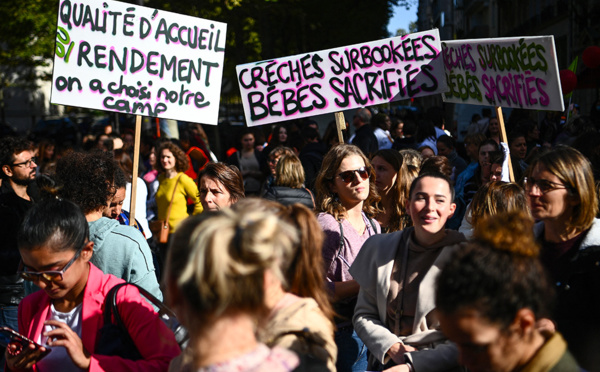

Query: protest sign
left=441, top=36, right=564, bottom=111
left=51, top=0, right=227, bottom=125
left=236, top=29, right=447, bottom=127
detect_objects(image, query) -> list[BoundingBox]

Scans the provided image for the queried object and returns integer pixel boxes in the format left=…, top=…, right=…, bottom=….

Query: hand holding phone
left=1, top=327, right=51, bottom=371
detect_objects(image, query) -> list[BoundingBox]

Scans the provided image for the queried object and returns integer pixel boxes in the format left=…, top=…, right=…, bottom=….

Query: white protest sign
left=51, top=0, right=226, bottom=125
left=236, top=29, right=447, bottom=127
left=441, top=36, right=564, bottom=111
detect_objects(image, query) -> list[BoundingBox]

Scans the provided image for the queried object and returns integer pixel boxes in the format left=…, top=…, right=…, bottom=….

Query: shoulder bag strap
left=110, top=282, right=177, bottom=327
left=338, top=221, right=345, bottom=250
left=165, top=175, right=182, bottom=224
left=105, top=282, right=128, bottom=328
left=367, top=217, right=377, bottom=234
left=305, top=188, right=315, bottom=209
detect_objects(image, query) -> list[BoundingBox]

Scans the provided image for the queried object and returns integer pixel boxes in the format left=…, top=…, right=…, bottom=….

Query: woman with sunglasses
left=350, top=172, right=465, bottom=372
left=314, top=144, right=381, bottom=372
left=6, top=199, right=180, bottom=372
left=525, top=145, right=600, bottom=371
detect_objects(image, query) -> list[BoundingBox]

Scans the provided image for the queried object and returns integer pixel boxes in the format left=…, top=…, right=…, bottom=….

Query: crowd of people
left=0, top=103, right=598, bottom=372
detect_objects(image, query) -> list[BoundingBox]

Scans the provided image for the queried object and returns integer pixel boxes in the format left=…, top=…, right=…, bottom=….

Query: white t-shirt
left=124, top=178, right=152, bottom=239
left=37, top=303, right=84, bottom=372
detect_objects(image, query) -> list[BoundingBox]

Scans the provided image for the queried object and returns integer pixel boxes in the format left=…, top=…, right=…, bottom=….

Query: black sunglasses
left=337, top=167, right=371, bottom=183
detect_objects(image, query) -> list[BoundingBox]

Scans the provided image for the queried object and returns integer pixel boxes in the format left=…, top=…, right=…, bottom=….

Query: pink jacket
left=17, top=263, right=180, bottom=371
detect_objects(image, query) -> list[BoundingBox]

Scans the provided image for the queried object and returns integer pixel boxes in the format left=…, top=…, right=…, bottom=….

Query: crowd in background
left=0, top=101, right=599, bottom=372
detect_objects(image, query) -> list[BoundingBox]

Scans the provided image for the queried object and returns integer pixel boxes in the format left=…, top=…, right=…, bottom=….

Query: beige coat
left=350, top=228, right=463, bottom=372
left=258, top=296, right=337, bottom=372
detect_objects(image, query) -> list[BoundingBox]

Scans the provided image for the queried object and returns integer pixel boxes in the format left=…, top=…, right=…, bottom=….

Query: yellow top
left=156, top=172, right=202, bottom=233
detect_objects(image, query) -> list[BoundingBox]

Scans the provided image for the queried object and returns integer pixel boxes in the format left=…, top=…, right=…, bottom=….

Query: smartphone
left=0, top=327, right=51, bottom=358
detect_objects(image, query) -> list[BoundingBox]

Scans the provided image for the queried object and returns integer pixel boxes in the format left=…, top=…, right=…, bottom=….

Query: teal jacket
left=88, top=217, right=162, bottom=302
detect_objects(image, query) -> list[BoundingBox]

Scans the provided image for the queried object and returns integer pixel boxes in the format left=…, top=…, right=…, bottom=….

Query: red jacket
left=17, top=263, right=180, bottom=371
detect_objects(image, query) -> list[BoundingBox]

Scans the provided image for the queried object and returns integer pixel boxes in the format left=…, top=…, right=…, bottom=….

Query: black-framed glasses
left=523, top=177, right=570, bottom=194
left=337, top=167, right=371, bottom=183
left=11, top=157, right=37, bottom=168
left=18, top=245, right=83, bottom=282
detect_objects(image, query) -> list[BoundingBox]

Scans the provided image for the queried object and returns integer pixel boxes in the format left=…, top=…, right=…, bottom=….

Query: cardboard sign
left=236, top=29, right=446, bottom=127
left=441, top=36, right=564, bottom=111
left=51, top=0, right=227, bottom=125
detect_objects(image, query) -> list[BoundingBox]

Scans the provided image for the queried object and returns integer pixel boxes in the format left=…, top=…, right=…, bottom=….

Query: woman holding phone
left=5, top=199, right=180, bottom=372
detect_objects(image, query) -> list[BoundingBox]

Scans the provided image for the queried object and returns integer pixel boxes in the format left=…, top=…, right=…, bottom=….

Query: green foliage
left=409, top=20, right=418, bottom=33
left=0, top=0, right=59, bottom=87
left=396, top=28, right=408, bottom=36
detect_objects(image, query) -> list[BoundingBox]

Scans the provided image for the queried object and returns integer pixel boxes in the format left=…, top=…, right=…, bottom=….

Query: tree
left=0, top=1, right=58, bottom=89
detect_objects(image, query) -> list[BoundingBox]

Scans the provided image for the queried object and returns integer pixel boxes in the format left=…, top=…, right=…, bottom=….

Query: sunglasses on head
left=337, top=166, right=371, bottom=183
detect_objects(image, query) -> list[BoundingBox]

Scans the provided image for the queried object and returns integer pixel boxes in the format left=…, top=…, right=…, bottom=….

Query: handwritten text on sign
left=51, top=0, right=227, bottom=125
left=441, top=36, right=563, bottom=111
left=236, top=29, right=446, bottom=127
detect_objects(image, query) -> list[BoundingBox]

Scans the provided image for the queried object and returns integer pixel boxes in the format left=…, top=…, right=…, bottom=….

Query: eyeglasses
left=337, top=167, right=371, bottom=183
left=11, top=157, right=37, bottom=168
left=18, top=246, right=83, bottom=282
left=523, top=177, right=571, bottom=194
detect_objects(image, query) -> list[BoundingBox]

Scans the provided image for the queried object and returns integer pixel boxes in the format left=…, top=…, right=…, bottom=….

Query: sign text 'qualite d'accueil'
left=51, top=0, right=227, bottom=125
left=441, top=36, right=564, bottom=111
left=236, top=29, right=447, bottom=127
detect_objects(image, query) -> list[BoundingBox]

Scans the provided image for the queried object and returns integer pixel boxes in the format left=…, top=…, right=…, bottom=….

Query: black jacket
left=263, top=186, right=315, bottom=209
left=351, top=125, right=378, bottom=158
left=299, top=142, right=327, bottom=191
left=0, top=182, right=34, bottom=304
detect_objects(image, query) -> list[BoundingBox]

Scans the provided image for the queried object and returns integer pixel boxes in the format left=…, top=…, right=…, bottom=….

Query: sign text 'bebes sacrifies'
left=441, top=36, right=564, bottom=111
left=236, top=29, right=446, bottom=127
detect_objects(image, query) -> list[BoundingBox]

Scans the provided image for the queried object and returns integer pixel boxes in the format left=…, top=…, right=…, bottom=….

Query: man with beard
left=0, top=136, right=39, bottom=371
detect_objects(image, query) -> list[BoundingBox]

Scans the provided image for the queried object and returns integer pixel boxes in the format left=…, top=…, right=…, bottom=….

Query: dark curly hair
left=0, top=136, right=33, bottom=180
left=157, top=141, right=189, bottom=173
left=55, top=151, right=116, bottom=214
left=436, top=211, right=554, bottom=329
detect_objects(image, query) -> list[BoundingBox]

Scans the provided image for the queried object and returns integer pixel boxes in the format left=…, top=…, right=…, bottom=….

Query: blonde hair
left=275, top=154, right=305, bottom=189
left=166, top=209, right=298, bottom=330
left=233, top=198, right=335, bottom=322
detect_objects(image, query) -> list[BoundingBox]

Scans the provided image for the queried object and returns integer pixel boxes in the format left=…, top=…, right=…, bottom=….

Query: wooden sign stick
left=335, top=112, right=346, bottom=144
left=495, top=106, right=515, bottom=183
left=129, top=115, right=142, bottom=226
